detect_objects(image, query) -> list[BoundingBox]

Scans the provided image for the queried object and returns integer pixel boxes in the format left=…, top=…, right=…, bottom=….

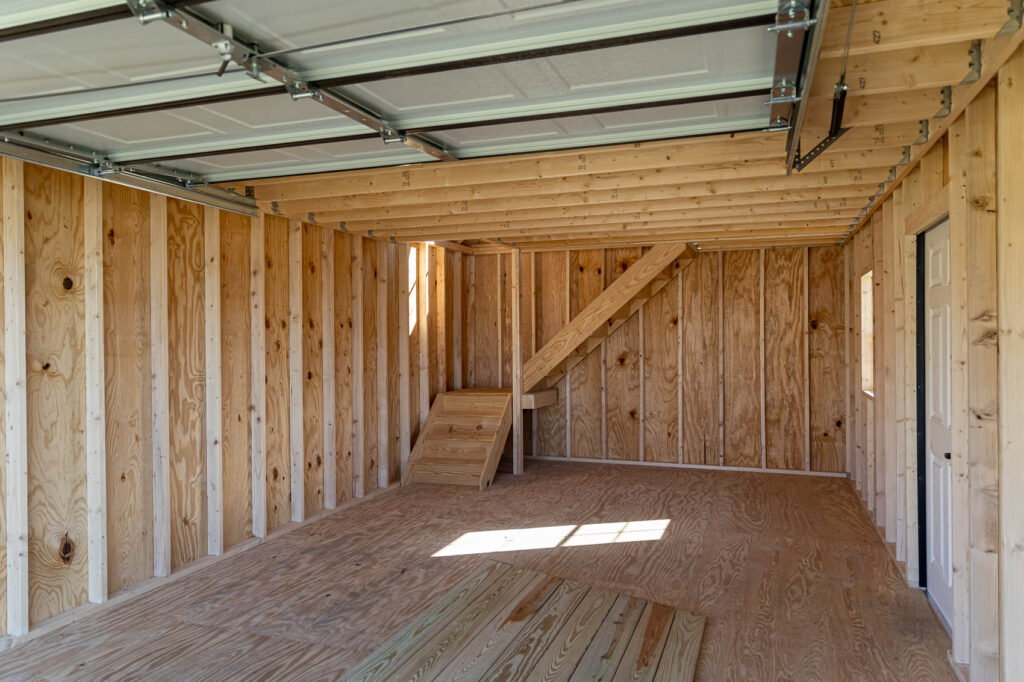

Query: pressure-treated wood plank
left=263, top=216, right=291, bottom=529
left=24, top=164, right=88, bottom=624
left=535, top=251, right=568, bottom=456
left=83, top=177, right=107, bottom=604
left=681, top=253, right=720, bottom=466
left=219, top=211, right=252, bottom=550
left=249, top=214, right=266, bottom=538
left=101, top=183, right=153, bottom=595
left=362, top=238, right=379, bottom=493
left=166, top=198, right=206, bottom=571
left=653, top=611, right=705, bottom=682
left=203, top=208, right=223, bottom=557
left=722, top=250, right=761, bottom=468
left=322, top=230, right=336, bottom=508
left=808, top=246, right=847, bottom=473
left=764, top=248, right=807, bottom=471
left=612, top=601, right=674, bottom=681
left=569, top=249, right=604, bottom=460
left=525, top=243, right=689, bottom=392
left=2, top=157, right=28, bottom=635
left=997, top=45, right=1024, bottom=682
left=571, top=595, right=647, bottom=681
left=287, top=220, right=304, bottom=521
left=302, top=223, right=324, bottom=517
left=333, top=234, right=354, bottom=503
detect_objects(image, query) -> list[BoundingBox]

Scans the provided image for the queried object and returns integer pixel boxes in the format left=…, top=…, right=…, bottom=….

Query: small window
left=861, top=271, right=874, bottom=394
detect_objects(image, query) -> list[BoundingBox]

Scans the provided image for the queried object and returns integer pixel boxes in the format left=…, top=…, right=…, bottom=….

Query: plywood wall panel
left=101, top=183, right=153, bottom=594
left=166, top=198, right=206, bottom=570
left=643, top=278, right=680, bottom=464
left=681, top=252, right=720, bottom=465
left=604, top=248, right=641, bottom=461
left=362, top=239, right=379, bottom=491
left=333, top=234, right=353, bottom=503
left=219, top=211, right=252, bottom=549
left=569, top=249, right=604, bottom=459
left=263, top=216, right=291, bottom=531
left=470, top=254, right=500, bottom=387
left=764, top=248, right=807, bottom=470
left=535, top=250, right=568, bottom=456
left=0, top=160, right=7, bottom=633
left=722, top=250, right=761, bottom=468
left=302, top=224, right=324, bottom=516
left=24, top=164, right=88, bottom=624
left=808, top=246, right=847, bottom=473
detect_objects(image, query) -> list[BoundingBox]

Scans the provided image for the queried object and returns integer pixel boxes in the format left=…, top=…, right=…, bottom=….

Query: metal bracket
left=244, top=185, right=255, bottom=198
left=125, top=0, right=173, bottom=24
left=338, top=222, right=347, bottom=232
left=765, top=81, right=800, bottom=105
left=915, top=119, right=930, bottom=145
left=1003, top=0, right=1023, bottom=33
left=963, top=40, right=983, bottom=84
left=898, top=145, right=912, bottom=165
left=307, top=212, right=317, bottom=223
left=380, top=126, right=406, bottom=144
left=769, top=1, right=815, bottom=38
left=792, top=127, right=849, bottom=171
left=936, top=85, right=953, bottom=118
left=270, top=201, right=280, bottom=215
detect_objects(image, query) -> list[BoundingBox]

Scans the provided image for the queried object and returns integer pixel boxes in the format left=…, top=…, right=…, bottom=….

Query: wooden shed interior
left=0, top=0, right=1021, bottom=679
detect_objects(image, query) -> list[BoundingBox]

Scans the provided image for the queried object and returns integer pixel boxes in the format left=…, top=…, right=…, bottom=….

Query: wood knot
left=107, top=229, right=116, bottom=246
left=307, top=371, right=313, bottom=380
left=59, top=534, right=75, bottom=565
left=42, top=362, right=51, bottom=371
left=271, top=467, right=279, bottom=480
left=835, top=420, right=843, bottom=428
left=62, top=277, right=74, bottom=290
left=629, top=409, right=638, bottom=419
left=810, top=320, right=819, bottom=330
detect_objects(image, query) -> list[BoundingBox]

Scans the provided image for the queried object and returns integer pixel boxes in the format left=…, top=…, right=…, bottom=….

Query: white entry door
left=924, top=219, right=953, bottom=627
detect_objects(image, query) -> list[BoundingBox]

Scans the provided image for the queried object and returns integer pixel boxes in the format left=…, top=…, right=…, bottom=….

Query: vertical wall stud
left=677, top=266, right=684, bottom=465
left=321, top=230, right=336, bottom=508
left=451, top=252, right=463, bottom=390
left=249, top=214, right=267, bottom=538
left=564, top=251, right=571, bottom=458
left=803, top=247, right=811, bottom=472
left=376, top=240, right=389, bottom=490
left=204, top=208, right=223, bottom=555
left=83, top=177, right=107, bottom=603
left=638, top=304, right=646, bottom=463
left=497, top=253, right=505, bottom=387
left=718, top=250, right=725, bottom=467
left=350, top=236, right=365, bottom=498
left=511, top=248, right=523, bottom=474
left=398, top=244, right=411, bottom=473
left=149, top=193, right=171, bottom=579
left=3, top=158, right=29, bottom=634
left=418, top=244, right=430, bottom=428
left=760, top=248, right=767, bottom=469
left=287, top=220, right=304, bottom=520
left=466, top=254, right=475, bottom=388
left=435, top=247, right=447, bottom=394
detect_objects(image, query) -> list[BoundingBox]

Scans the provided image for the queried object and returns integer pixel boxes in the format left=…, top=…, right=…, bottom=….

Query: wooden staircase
left=402, top=389, right=513, bottom=490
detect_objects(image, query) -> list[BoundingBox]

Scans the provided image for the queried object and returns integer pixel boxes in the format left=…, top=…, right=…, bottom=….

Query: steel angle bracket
left=792, top=126, right=849, bottom=171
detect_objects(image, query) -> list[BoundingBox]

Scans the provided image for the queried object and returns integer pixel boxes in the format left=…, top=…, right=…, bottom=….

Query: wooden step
left=402, top=389, right=514, bottom=490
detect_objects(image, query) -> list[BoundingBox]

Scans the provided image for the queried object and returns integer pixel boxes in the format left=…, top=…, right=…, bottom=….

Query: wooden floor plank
left=375, top=568, right=545, bottom=681
left=516, top=586, right=620, bottom=682
left=612, top=601, right=675, bottom=681
left=570, top=595, right=647, bottom=682
left=482, top=578, right=592, bottom=680
left=341, top=561, right=511, bottom=681
left=653, top=611, right=705, bottom=682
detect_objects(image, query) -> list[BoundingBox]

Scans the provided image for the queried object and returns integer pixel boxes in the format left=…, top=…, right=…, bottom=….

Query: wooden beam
left=350, top=236, right=365, bottom=498
left=451, top=253, right=463, bottom=390
left=417, top=244, right=430, bottom=429
left=523, top=242, right=691, bottom=392
left=398, top=244, right=411, bottom=474
left=813, top=41, right=975, bottom=98
left=204, top=207, right=224, bottom=556
left=2, top=157, right=29, bottom=635
left=263, top=167, right=886, bottom=218
left=148, top=193, right=171, bottom=580
left=522, top=389, right=557, bottom=410
left=321, top=229, right=337, bottom=508
left=511, top=248, right=523, bottom=474
left=287, top=219, right=304, bottom=521
left=376, top=240, right=389, bottom=490
left=83, top=177, right=107, bottom=603
left=998, top=43, right=1024, bottom=682
left=819, top=0, right=1009, bottom=58
left=845, top=18, right=1024, bottom=243
left=249, top=214, right=267, bottom=538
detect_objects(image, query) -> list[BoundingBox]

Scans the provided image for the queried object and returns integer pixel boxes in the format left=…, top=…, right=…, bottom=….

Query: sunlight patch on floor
left=432, top=520, right=670, bottom=557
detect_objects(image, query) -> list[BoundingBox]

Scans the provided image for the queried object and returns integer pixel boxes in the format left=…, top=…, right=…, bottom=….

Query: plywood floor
left=0, top=460, right=953, bottom=681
